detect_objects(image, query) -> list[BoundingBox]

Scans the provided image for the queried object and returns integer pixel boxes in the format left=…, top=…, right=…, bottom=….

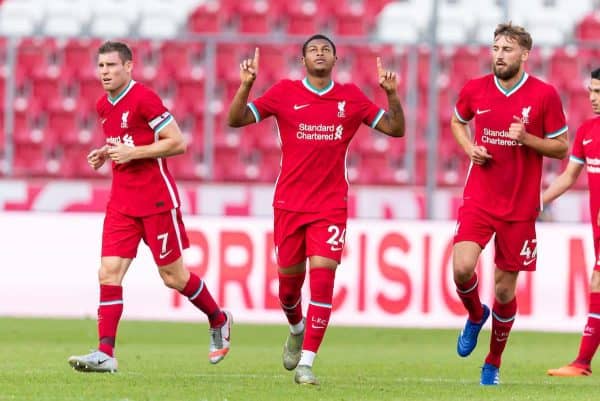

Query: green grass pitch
left=1, top=317, right=598, bottom=401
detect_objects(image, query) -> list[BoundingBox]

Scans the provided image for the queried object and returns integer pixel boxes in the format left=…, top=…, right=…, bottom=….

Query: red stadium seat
left=31, top=75, right=62, bottom=109
left=188, top=2, right=228, bottom=33
left=47, top=108, right=80, bottom=147
left=448, top=46, right=484, bottom=91
left=77, top=76, right=105, bottom=113
left=575, top=12, right=600, bottom=41
left=16, top=38, right=55, bottom=77
left=213, top=146, right=248, bottom=182
left=175, top=76, right=205, bottom=116
left=284, top=2, right=320, bottom=35
left=256, top=147, right=281, bottom=182
left=12, top=144, right=49, bottom=177
left=168, top=150, right=204, bottom=181
left=62, top=39, right=100, bottom=80
left=548, top=47, right=584, bottom=91
left=238, top=2, right=272, bottom=34
left=333, top=5, right=368, bottom=37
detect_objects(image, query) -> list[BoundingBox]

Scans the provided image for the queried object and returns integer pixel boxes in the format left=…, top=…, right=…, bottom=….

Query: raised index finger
left=254, top=47, right=260, bottom=66
left=376, top=57, right=383, bottom=74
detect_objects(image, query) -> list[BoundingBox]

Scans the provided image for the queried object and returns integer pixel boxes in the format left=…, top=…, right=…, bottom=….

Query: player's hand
left=377, top=57, right=397, bottom=94
left=240, top=47, right=259, bottom=85
left=508, top=116, right=527, bottom=142
left=107, top=142, right=135, bottom=164
left=87, top=145, right=109, bottom=170
left=469, top=144, right=492, bottom=165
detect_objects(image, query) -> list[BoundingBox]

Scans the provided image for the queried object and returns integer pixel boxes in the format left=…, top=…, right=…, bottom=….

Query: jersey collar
left=108, top=79, right=136, bottom=105
left=494, top=72, right=528, bottom=97
left=302, top=77, right=334, bottom=96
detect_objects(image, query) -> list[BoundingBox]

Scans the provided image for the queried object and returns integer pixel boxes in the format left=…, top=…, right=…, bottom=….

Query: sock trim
left=189, top=279, right=204, bottom=301
left=309, top=300, right=332, bottom=308
left=456, top=277, right=478, bottom=294
left=492, top=311, right=515, bottom=323
left=99, top=300, right=123, bottom=306
left=281, top=296, right=302, bottom=310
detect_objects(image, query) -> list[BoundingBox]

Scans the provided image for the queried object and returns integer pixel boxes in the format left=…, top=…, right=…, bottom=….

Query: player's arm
left=228, top=48, right=259, bottom=127
left=106, top=119, right=185, bottom=164
left=508, top=116, right=568, bottom=159
left=542, top=160, right=584, bottom=205
left=373, top=57, right=405, bottom=137
left=450, top=114, right=492, bottom=165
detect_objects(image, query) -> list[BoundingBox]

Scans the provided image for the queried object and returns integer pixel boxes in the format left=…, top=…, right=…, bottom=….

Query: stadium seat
left=256, top=147, right=281, bottom=182
left=138, top=16, right=180, bottom=39
left=548, top=46, right=584, bottom=91
left=62, top=39, right=99, bottom=79
left=47, top=108, right=81, bottom=147
left=575, top=11, right=600, bottom=41
left=238, top=1, right=272, bottom=34
left=376, top=0, right=431, bottom=43
left=0, top=0, right=43, bottom=37
left=333, top=4, right=368, bottom=37
left=89, top=13, right=132, bottom=38
left=168, top=150, right=204, bottom=181
left=188, top=2, right=227, bottom=33
left=284, top=2, right=320, bottom=35
left=213, top=146, right=249, bottom=182
left=12, top=143, right=49, bottom=177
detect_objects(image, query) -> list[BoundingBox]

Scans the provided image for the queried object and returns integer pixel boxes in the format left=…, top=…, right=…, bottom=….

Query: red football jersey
left=454, top=73, right=568, bottom=221
left=249, top=78, right=384, bottom=212
left=97, top=80, right=180, bottom=217
left=570, top=116, right=600, bottom=222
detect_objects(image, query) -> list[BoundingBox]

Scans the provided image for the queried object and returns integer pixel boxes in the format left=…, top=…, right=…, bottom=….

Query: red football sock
left=303, top=268, right=335, bottom=353
left=485, top=297, right=517, bottom=368
left=574, top=292, right=600, bottom=368
left=180, top=273, right=225, bottom=328
left=278, top=271, right=306, bottom=325
left=97, top=284, right=123, bottom=357
left=455, top=273, right=484, bottom=323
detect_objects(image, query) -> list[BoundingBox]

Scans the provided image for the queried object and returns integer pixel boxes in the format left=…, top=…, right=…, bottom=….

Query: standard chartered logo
left=481, top=127, right=520, bottom=147
left=296, top=123, right=344, bottom=141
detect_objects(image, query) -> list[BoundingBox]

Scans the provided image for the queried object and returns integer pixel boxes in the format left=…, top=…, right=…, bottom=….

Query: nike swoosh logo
left=311, top=324, right=326, bottom=329
left=583, top=139, right=593, bottom=145
left=159, top=249, right=173, bottom=259
left=476, top=109, right=491, bottom=115
left=100, top=118, right=107, bottom=125
left=523, top=258, right=536, bottom=266
left=331, top=247, right=342, bottom=251
left=97, top=358, right=109, bottom=364
left=293, top=104, right=310, bottom=110
left=495, top=337, right=508, bottom=342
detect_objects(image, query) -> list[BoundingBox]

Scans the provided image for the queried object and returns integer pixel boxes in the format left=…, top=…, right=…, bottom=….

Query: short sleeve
left=249, top=81, right=286, bottom=122
left=454, top=80, right=475, bottom=123
left=351, top=85, right=384, bottom=128
left=570, top=124, right=586, bottom=164
left=139, top=89, right=173, bottom=133
left=543, top=86, right=568, bottom=138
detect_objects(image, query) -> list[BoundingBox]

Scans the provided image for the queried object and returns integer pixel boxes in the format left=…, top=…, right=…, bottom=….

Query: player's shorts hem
left=452, top=237, right=486, bottom=250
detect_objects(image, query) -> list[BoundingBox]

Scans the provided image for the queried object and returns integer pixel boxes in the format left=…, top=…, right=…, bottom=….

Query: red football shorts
left=453, top=205, right=538, bottom=271
left=102, top=207, right=190, bottom=266
left=274, top=208, right=347, bottom=267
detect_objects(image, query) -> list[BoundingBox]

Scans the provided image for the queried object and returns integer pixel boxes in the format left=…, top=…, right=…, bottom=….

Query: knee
left=98, top=263, right=121, bottom=284
left=591, top=271, right=600, bottom=292
left=453, top=258, right=476, bottom=284
left=494, top=285, right=515, bottom=304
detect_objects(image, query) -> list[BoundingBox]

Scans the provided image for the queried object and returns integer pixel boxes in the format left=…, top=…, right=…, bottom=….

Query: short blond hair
left=494, top=22, right=533, bottom=51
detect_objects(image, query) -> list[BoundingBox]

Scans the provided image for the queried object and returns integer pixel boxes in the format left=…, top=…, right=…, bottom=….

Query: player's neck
left=496, top=70, right=525, bottom=92
left=108, top=79, right=133, bottom=99
left=305, top=75, right=332, bottom=91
